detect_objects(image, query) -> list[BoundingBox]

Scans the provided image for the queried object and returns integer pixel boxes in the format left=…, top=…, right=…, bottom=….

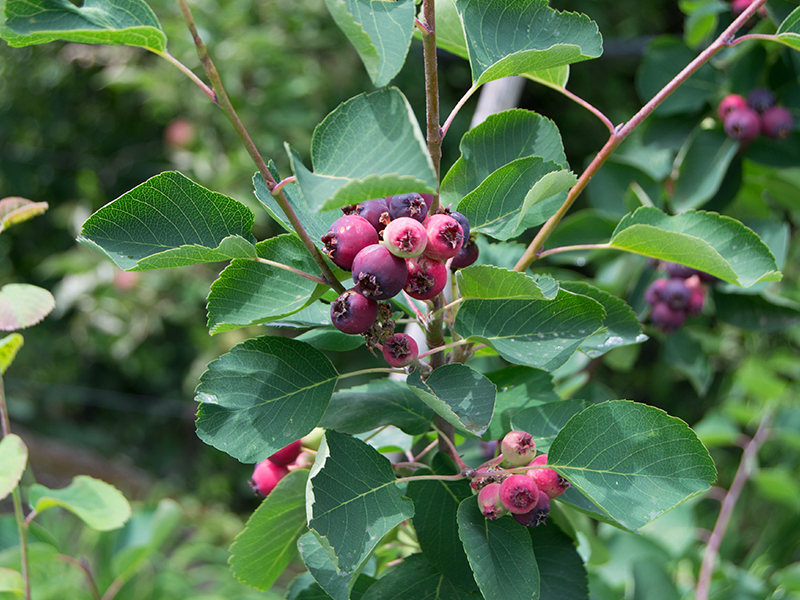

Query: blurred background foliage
left=1, top=0, right=800, bottom=598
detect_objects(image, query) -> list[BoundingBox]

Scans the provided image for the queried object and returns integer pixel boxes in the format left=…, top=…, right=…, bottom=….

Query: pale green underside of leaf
left=28, top=475, right=131, bottom=531
left=0, top=333, right=23, bottom=374
left=0, top=284, right=55, bottom=332
left=324, top=0, right=415, bottom=88
left=229, top=470, right=309, bottom=591
left=0, top=567, right=24, bottom=594
left=78, top=171, right=256, bottom=271
left=0, top=434, right=27, bottom=502
left=609, top=207, right=781, bottom=287
left=457, top=265, right=548, bottom=300
left=548, top=400, right=717, bottom=531
left=0, top=197, right=48, bottom=233
left=298, top=531, right=361, bottom=600
left=1, top=0, right=166, bottom=53
left=775, top=6, right=800, bottom=51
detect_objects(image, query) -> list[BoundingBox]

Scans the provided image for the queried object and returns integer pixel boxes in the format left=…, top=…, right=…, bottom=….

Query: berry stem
left=416, top=338, right=472, bottom=360
left=430, top=297, right=464, bottom=320
left=252, top=257, right=330, bottom=286
left=160, top=52, right=217, bottom=103
left=413, top=438, right=439, bottom=463
left=549, top=85, right=616, bottom=135
left=432, top=422, right=469, bottom=472
left=442, top=84, right=480, bottom=138
left=421, top=0, right=442, bottom=213
left=271, top=175, right=297, bottom=197
left=338, top=367, right=408, bottom=380
left=535, top=243, right=612, bottom=259
left=394, top=473, right=467, bottom=484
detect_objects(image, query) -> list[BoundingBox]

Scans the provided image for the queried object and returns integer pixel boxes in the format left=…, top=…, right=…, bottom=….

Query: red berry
left=352, top=244, right=408, bottom=300
left=478, top=483, right=508, bottom=520
left=717, top=94, right=747, bottom=121
left=526, top=457, right=570, bottom=499
left=761, top=105, right=794, bottom=140
left=513, top=493, right=550, bottom=527
left=724, top=107, right=761, bottom=143
left=499, top=474, right=540, bottom=514
left=268, top=440, right=302, bottom=466
left=501, top=430, right=537, bottom=467
left=250, top=460, right=289, bottom=497
left=383, top=217, right=427, bottom=258
left=685, top=276, right=706, bottom=316
left=731, top=0, right=766, bottom=17
left=321, top=215, right=379, bottom=270
left=382, top=333, right=419, bottom=368
left=424, top=214, right=464, bottom=261
left=330, top=288, right=379, bottom=334
left=404, top=255, right=448, bottom=301
left=445, top=209, right=471, bottom=241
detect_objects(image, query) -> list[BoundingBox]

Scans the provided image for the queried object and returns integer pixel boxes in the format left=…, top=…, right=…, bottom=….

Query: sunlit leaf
left=28, top=475, right=131, bottom=531
left=0, top=333, right=24, bottom=374
left=0, top=197, right=48, bottom=233
left=0, top=284, right=55, bottom=331
left=0, top=434, right=27, bottom=502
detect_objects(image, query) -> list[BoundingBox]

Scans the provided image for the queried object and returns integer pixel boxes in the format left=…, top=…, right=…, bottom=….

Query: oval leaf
left=361, top=553, right=480, bottom=600
left=776, top=6, right=800, bottom=51
left=0, top=434, right=27, bottom=501
left=0, top=567, right=24, bottom=594
left=484, top=366, right=559, bottom=441
left=195, top=336, right=338, bottom=463
left=609, top=207, right=781, bottom=287
left=0, top=284, right=55, bottom=331
left=510, top=399, right=590, bottom=454
left=28, top=475, right=131, bottom=531
left=548, top=400, right=717, bottom=531
left=78, top=171, right=256, bottom=271
left=672, top=129, right=739, bottom=212
left=1, top=0, right=167, bottom=53
left=0, top=333, right=24, bottom=374
left=457, top=265, right=549, bottom=301
left=0, top=197, right=48, bottom=233
left=529, top=524, right=588, bottom=600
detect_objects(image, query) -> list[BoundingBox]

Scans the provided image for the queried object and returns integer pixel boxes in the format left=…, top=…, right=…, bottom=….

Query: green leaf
left=0, top=567, right=24, bottom=595
left=230, top=469, right=309, bottom=591
left=558, top=281, right=646, bottom=358
left=0, top=197, right=48, bottom=233
left=407, top=457, right=478, bottom=592
left=457, top=265, right=548, bottom=301
left=714, top=290, right=800, bottom=331
left=548, top=400, right=717, bottom=531
left=1, top=0, right=167, bottom=53
left=307, top=431, right=415, bottom=576
left=0, top=284, right=55, bottom=331
left=455, top=0, right=602, bottom=86
left=454, top=290, right=605, bottom=371
left=321, top=379, right=435, bottom=436
left=457, top=496, right=540, bottom=600
left=0, top=333, right=23, bottom=374
left=609, top=207, right=781, bottom=287
left=297, top=531, right=359, bottom=600
left=0, top=434, right=27, bottom=501
left=290, top=89, right=436, bottom=211
left=663, top=330, right=712, bottom=397
left=511, top=400, right=590, bottom=455
left=290, top=570, right=376, bottom=600
left=324, top=0, right=415, bottom=87
left=529, top=524, right=588, bottom=600
left=484, top=366, right=559, bottom=441
left=441, top=109, right=568, bottom=208
left=195, top=336, right=338, bottom=463
left=672, top=129, right=739, bottom=212
left=362, top=553, right=481, bottom=600
left=206, top=234, right=326, bottom=334
left=296, top=328, right=365, bottom=352
left=776, top=6, right=800, bottom=51
left=406, top=364, right=496, bottom=437
left=586, top=161, right=661, bottom=217
left=28, top=475, right=131, bottom=531
left=78, top=171, right=256, bottom=271
left=457, top=157, right=576, bottom=241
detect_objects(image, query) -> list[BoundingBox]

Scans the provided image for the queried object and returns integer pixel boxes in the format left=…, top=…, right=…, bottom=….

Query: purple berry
left=352, top=244, right=408, bottom=300
left=445, top=209, right=471, bottom=241
left=526, top=454, right=570, bottom=499
left=383, top=217, right=427, bottom=258
left=404, top=255, right=448, bottom=301
left=387, top=193, right=429, bottom=223
left=645, top=278, right=668, bottom=306
left=747, top=88, right=775, bottom=113
left=724, top=107, right=761, bottom=143
left=761, top=106, right=794, bottom=140
left=321, top=215, right=379, bottom=270
left=499, top=474, right=540, bottom=514
left=717, top=94, right=748, bottom=121
left=501, top=430, right=537, bottom=467
left=663, top=278, right=691, bottom=311
left=423, top=214, right=464, bottom=261
left=342, top=198, right=391, bottom=234
left=513, top=493, right=550, bottom=527
left=382, top=333, right=419, bottom=368
left=450, top=239, right=479, bottom=272
left=330, top=289, right=379, bottom=334
left=650, top=301, right=686, bottom=333
left=478, top=483, right=508, bottom=520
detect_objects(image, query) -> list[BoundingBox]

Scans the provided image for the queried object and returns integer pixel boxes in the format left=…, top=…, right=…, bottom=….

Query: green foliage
left=0, top=434, right=27, bottom=501
left=28, top=475, right=131, bottom=531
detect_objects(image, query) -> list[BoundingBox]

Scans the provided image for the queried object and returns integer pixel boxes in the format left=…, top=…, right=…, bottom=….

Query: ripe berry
left=387, top=193, right=429, bottom=223
left=513, top=493, right=550, bottom=527
left=478, top=483, right=508, bottom=520
left=424, top=214, right=464, bottom=261
left=686, top=276, right=706, bottom=315
left=383, top=217, right=427, bottom=258
left=717, top=94, right=748, bottom=121
left=404, top=255, right=448, bottom=301
left=342, top=198, right=391, bottom=234
left=268, top=440, right=302, bottom=466
left=499, top=474, right=540, bottom=514
left=321, top=215, right=379, bottom=270
left=761, top=105, right=794, bottom=140
left=662, top=278, right=691, bottom=311
left=645, top=278, right=668, bottom=305
left=352, top=244, right=408, bottom=300
left=501, top=430, right=537, bottom=467
left=526, top=454, right=570, bottom=499
left=724, top=107, right=761, bottom=143
left=382, top=333, right=419, bottom=368
left=330, top=288, right=379, bottom=334
left=450, top=239, right=479, bottom=272
left=250, top=459, right=289, bottom=497
left=650, top=301, right=686, bottom=332
left=747, top=88, right=775, bottom=113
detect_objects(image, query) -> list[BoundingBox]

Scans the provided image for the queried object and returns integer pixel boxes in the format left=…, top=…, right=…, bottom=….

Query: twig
left=57, top=555, right=101, bottom=600
left=442, top=85, right=480, bottom=137
left=421, top=0, right=442, bottom=212
left=160, top=52, right=216, bottom=103
left=536, top=243, right=611, bottom=260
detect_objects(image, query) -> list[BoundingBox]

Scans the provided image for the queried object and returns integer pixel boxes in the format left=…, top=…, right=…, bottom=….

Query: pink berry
left=501, top=430, right=537, bottom=467
left=499, top=474, right=540, bottom=514
left=404, top=255, right=448, bottom=301
left=383, top=217, right=427, bottom=258
left=268, top=440, right=302, bottom=466
left=513, top=493, right=550, bottom=527
left=526, top=458, right=570, bottom=499
left=330, top=288, right=379, bottom=334
left=650, top=301, right=686, bottom=333
left=382, top=333, right=419, bottom=368
left=761, top=105, right=794, bottom=140
left=685, top=276, right=706, bottom=315
left=321, top=215, right=379, bottom=270
left=352, top=244, right=408, bottom=300
left=423, top=214, right=464, bottom=261
left=478, top=483, right=508, bottom=520
left=724, top=107, right=761, bottom=143
left=731, top=0, right=766, bottom=17
left=250, top=460, right=289, bottom=497
left=717, top=94, right=747, bottom=121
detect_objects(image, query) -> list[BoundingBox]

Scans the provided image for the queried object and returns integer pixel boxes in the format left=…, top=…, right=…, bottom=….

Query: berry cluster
left=644, top=262, right=713, bottom=333
left=324, top=193, right=479, bottom=359
left=472, top=430, right=570, bottom=527
left=249, top=439, right=308, bottom=497
left=718, top=89, right=795, bottom=144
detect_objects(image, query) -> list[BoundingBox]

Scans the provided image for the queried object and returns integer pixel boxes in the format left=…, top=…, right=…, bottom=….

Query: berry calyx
left=382, top=333, right=419, bottom=368
left=404, top=255, right=448, bottom=301
left=424, top=214, right=464, bottom=261
left=445, top=209, right=471, bottom=242
left=499, top=474, right=540, bottom=514
left=268, top=439, right=302, bottom=466
left=249, top=460, right=289, bottom=497
left=383, top=217, right=427, bottom=258
left=478, top=483, right=508, bottom=520
left=501, top=430, right=537, bottom=467
left=330, top=289, right=379, bottom=335
left=321, top=215, right=379, bottom=270
left=526, top=454, right=570, bottom=499
left=513, top=493, right=550, bottom=527
left=352, top=244, right=409, bottom=300
left=387, top=193, right=429, bottom=223
left=761, top=105, right=794, bottom=140
left=717, top=94, right=747, bottom=121
left=724, top=107, right=761, bottom=143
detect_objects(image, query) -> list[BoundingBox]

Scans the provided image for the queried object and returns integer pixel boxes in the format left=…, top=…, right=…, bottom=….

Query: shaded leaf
left=0, top=434, right=27, bottom=502
left=484, top=366, right=559, bottom=441
left=663, top=329, right=712, bottom=397
left=0, top=197, right=48, bottom=233
left=511, top=400, right=590, bottom=454
left=529, top=524, right=588, bottom=600
left=457, top=265, right=548, bottom=301
left=362, top=553, right=481, bottom=600
left=0, top=333, right=24, bottom=374
left=78, top=171, right=256, bottom=271
left=0, top=284, right=55, bottom=331
left=298, top=531, right=361, bottom=600
left=672, top=129, right=739, bottom=212
left=28, top=475, right=131, bottom=531
left=296, top=328, right=365, bottom=352
left=195, top=336, right=338, bottom=463
left=714, top=290, right=800, bottom=331
left=548, top=400, right=717, bottom=531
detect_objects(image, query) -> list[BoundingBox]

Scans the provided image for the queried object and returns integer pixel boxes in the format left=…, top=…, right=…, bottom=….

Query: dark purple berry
left=424, top=214, right=464, bottom=261
left=724, top=107, right=761, bottom=143
left=404, top=255, right=447, bottom=301
left=351, top=244, right=408, bottom=300
left=383, top=217, right=427, bottom=258
left=761, top=106, right=794, bottom=140
left=382, top=333, right=419, bottom=368
left=663, top=279, right=691, bottom=311
left=499, top=474, right=540, bottom=514
left=321, top=215, right=379, bottom=271
left=645, top=278, right=668, bottom=305
left=445, top=209, right=471, bottom=241
left=330, top=289, right=379, bottom=334
left=650, top=302, right=686, bottom=333
left=717, top=94, right=747, bottom=121
left=387, top=193, right=429, bottom=223
left=513, top=493, right=550, bottom=527
left=501, top=430, right=536, bottom=467
left=478, top=483, right=508, bottom=520
left=342, top=198, right=390, bottom=233
left=747, top=88, right=775, bottom=113
left=419, top=193, right=435, bottom=213
left=449, top=239, right=479, bottom=272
